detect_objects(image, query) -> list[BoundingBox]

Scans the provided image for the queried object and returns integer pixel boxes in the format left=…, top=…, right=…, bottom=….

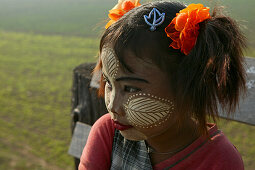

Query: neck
left=145, top=118, right=200, bottom=154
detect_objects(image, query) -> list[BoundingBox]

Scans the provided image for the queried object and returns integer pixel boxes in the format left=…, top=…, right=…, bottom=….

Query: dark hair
left=95, top=1, right=247, bottom=136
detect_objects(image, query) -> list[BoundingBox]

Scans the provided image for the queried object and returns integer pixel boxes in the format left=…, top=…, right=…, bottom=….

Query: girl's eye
left=102, top=74, right=140, bottom=93
left=124, top=86, right=141, bottom=93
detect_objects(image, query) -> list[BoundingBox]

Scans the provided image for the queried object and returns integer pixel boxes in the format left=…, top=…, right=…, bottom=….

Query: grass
left=0, top=0, right=112, bottom=37
left=0, top=31, right=98, bottom=169
left=246, top=48, right=255, bottom=58
left=0, top=0, right=254, bottom=46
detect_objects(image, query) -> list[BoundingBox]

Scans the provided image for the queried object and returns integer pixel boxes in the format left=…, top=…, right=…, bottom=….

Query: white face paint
left=124, top=93, right=174, bottom=128
left=101, top=47, right=119, bottom=111
left=101, top=47, right=119, bottom=79
left=101, top=47, right=175, bottom=130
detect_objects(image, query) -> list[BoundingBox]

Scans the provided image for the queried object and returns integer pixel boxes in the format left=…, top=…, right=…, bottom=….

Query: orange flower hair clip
left=165, top=4, right=211, bottom=55
left=105, top=0, right=141, bottom=29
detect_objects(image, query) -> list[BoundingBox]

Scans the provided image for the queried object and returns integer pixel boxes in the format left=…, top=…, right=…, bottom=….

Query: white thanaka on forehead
left=101, top=47, right=119, bottom=79
left=124, top=93, right=174, bottom=128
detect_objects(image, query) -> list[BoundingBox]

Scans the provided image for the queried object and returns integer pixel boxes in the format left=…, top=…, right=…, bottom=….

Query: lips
left=112, top=120, right=133, bottom=131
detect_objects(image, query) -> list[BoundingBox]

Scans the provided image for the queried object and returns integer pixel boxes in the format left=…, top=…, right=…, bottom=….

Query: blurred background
left=0, top=0, right=254, bottom=169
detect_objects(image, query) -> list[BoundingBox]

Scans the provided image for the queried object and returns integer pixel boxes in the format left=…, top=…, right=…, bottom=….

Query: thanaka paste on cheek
left=101, top=47, right=119, bottom=111
left=124, top=93, right=174, bottom=128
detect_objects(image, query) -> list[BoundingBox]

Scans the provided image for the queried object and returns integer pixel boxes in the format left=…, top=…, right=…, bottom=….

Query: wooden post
left=70, top=63, right=107, bottom=170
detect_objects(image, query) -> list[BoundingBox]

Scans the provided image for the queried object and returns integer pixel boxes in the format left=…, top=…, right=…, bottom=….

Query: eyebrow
left=102, top=72, right=149, bottom=84
left=116, top=76, right=149, bottom=83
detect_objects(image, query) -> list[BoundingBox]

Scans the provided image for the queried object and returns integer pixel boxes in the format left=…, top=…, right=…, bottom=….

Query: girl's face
left=101, top=47, right=178, bottom=141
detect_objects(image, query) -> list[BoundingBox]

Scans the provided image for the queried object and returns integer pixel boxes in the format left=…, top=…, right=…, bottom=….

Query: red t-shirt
left=79, top=114, right=244, bottom=170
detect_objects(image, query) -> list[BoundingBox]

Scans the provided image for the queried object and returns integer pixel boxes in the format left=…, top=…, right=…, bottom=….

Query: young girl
left=79, top=0, right=246, bottom=169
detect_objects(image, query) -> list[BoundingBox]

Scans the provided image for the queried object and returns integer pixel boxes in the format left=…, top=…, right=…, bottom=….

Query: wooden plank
left=68, top=122, right=92, bottom=158
left=219, top=57, right=255, bottom=125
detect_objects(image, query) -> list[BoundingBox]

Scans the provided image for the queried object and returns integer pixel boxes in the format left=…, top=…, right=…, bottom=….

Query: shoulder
left=87, top=113, right=115, bottom=144
left=201, top=124, right=244, bottom=169
left=91, top=113, right=114, bottom=132
left=79, top=113, right=115, bottom=170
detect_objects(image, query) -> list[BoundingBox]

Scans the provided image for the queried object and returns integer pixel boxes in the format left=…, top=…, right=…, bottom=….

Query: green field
left=0, top=0, right=254, bottom=46
left=0, top=31, right=99, bottom=169
left=0, top=0, right=254, bottom=169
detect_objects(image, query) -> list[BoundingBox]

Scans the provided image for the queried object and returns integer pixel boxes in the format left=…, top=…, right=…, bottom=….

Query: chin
left=119, top=128, right=148, bottom=141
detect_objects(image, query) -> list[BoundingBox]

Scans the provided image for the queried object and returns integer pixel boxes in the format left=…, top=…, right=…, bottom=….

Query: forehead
left=100, top=47, right=168, bottom=80
left=101, top=47, right=119, bottom=78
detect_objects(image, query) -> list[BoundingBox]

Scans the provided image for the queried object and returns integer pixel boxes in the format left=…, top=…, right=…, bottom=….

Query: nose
left=107, top=90, right=124, bottom=116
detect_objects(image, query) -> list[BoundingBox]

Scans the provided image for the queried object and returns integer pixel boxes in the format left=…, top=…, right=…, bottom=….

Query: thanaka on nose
left=108, top=89, right=125, bottom=117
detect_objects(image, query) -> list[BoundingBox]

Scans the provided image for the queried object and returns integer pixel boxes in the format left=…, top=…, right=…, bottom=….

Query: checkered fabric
left=110, top=130, right=153, bottom=170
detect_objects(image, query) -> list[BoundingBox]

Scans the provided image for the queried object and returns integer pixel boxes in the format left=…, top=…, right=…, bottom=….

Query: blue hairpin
left=144, top=8, right=165, bottom=31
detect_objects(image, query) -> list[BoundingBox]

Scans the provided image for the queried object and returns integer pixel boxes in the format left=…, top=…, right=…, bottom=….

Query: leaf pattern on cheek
left=124, top=94, right=175, bottom=128
left=101, top=48, right=119, bottom=79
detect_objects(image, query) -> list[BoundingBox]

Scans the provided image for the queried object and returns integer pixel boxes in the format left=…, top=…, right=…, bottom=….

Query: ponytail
left=175, top=8, right=247, bottom=136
